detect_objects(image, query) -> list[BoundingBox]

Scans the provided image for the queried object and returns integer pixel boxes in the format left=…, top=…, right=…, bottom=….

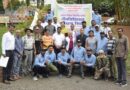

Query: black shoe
left=121, top=82, right=128, bottom=87
left=115, top=81, right=122, bottom=85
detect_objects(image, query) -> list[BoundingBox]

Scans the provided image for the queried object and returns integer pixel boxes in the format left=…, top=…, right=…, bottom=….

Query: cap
left=95, top=24, right=99, bottom=27
left=86, top=47, right=92, bottom=51
left=77, top=39, right=81, bottom=43
left=24, top=28, right=33, bottom=33
left=61, top=45, right=66, bottom=49
left=98, top=50, right=104, bottom=54
left=100, top=31, right=105, bottom=34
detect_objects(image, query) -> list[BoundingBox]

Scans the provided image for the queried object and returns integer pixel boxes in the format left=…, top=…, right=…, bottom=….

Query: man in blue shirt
left=45, top=45, right=58, bottom=73
left=67, top=40, right=86, bottom=79
left=33, top=49, right=49, bottom=81
left=92, top=10, right=102, bottom=25
left=83, top=47, right=96, bottom=76
left=97, top=31, right=108, bottom=54
left=56, top=45, right=70, bottom=76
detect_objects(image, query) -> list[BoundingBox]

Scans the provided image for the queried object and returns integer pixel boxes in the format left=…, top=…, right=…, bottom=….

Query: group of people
left=1, top=9, right=129, bottom=88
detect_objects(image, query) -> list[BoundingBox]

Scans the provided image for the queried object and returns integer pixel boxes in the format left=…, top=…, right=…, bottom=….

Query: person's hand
left=124, top=55, right=128, bottom=61
left=45, top=60, right=49, bottom=64
left=80, top=61, right=85, bottom=65
left=58, top=61, right=62, bottom=64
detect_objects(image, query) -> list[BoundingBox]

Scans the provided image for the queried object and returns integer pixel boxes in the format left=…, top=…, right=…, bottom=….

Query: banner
left=55, top=4, right=92, bottom=29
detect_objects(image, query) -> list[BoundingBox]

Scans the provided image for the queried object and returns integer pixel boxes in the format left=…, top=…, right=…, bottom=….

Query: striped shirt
left=107, top=37, right=116, bottom=51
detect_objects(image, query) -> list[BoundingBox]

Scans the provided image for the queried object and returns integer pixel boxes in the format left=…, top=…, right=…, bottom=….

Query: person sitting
left=83, top=47, right=96, bottom=76
left=55, top=45, right=70, bottom=77
left=33, top=49, right=50, bottom=81
left=94, top=50, right=110, bottom=81
left=67, top=39, right=86, bottom=79
left=44, top=45, right=58, bottom=73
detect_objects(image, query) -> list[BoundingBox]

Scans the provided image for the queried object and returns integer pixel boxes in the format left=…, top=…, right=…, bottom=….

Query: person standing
left=45, top=19, right=56, bottom=36
left=2, top=24, right=15, bottom=84
left=41, top=30, right=53, bottom=51
left=85, top=30, right=98, bottom=54
left=107, top=31, right=116, bottom=80
left=12, top=30, right=24, bottom=80
left=77, top=28, right=87, bottom=48
left=65, top=31, right=76, bottom=54
left=115, top=28, right=129, bottom=87
left=22, top=28, right=35, bottom=76
left=53, top=27, right=65, bottom=55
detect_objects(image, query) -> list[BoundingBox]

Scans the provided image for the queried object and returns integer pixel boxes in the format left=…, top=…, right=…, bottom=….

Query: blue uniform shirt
left=71, top=46, right=86, bottom=62
left=33, top=54, right=46, bottom=67
left=84, top=54, right=96, bottom=67
left=97, top=37, right=108, bottom=53
left=57, top=52, right=70, bottom=65
left=45, top=51, right=56, bottom=63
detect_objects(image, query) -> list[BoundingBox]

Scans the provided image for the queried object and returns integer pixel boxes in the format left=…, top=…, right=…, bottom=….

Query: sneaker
left=58, top=74, right=62, bottom=78
left=33, top=77, right=38, bottom=81
left=121, top=82, right=128, bottom=87
left=115, top=81, right=121, bottom=85
left=67, top=74, right=72, bottom=78
left=81, top=74, right=85, bottom=79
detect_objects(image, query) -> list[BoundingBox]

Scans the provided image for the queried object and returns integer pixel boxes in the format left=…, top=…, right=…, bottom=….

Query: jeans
left=116, top=57, right=127, bottom=83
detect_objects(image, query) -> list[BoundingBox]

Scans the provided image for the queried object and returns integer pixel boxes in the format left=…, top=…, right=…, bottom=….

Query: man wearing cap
left=94, top=50, right=110, bottom=80
left=33, top=49, right=49, bottom=81
left=83, top=47, right=96, bottom=76
left=114, top=28, right=129, bottom=87
left=22, top=28, right=35, bottom=75
left=44, top=45, right=58, bottom=73
left=97, top=31, right=108, bottom=53
left=2, top=24, right=15, bottom=84
left=94, top=24, right=101, bottom=39
left=101, top=22, right=111, bottom=37
left=56, top=45, right=70, bottom=76
left=67, top=39, right=86, bottom=79
left=45, top=9, right=54, bottom=22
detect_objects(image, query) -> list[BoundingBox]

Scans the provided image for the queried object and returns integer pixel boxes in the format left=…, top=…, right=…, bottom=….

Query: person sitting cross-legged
left=44, top=45, right=58, bottom=74
left=83, top=47, right=96, bottom=76
left=67, top=39, right=86, bottom=79
left=94, top=50, right=110, bottom=81
left=33, top=49, right=50, bottom=81
left=55, top=45, right=70, bottom=77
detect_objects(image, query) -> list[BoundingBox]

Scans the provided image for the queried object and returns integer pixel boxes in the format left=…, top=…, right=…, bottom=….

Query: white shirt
left=22, top=35, right=34, bottom=49
left=41, top=22, right=48, bottom=29
left=2, top=31, right=15, bottom=54
left=101, top=26, right=111, bottom=36
left=52, top=22, right=60, bottom=32
left=53, top=33, right=65, bottom=46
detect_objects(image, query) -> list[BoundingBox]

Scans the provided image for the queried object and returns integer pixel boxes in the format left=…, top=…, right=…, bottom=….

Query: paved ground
left=0, top=75, right=130, bottom=90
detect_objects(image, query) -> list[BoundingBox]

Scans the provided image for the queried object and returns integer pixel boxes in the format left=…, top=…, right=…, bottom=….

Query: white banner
left=55, top=4, right=92, bottom=29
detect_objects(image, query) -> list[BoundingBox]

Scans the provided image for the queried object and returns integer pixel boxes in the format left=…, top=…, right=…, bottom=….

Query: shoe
left=81, top=74, right=85, bottom=79
left=58, top=74, right=62, bottom=78
left=115, top=81, right=122, bottom=85
left=67, top=74, right=72, bottom=78
left=8, top=77, right=16, bottom=81
left=121, top=82, right=128, bottom=87
left=33, top=77, right=38, bottom=81
left=3, top=80, right=11, bottom=84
